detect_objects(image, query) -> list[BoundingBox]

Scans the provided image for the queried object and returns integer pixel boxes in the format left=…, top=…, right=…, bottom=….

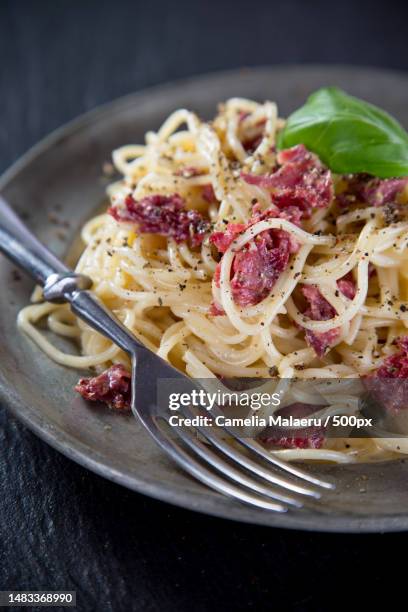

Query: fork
left=0, top=195, right=334, bottom=513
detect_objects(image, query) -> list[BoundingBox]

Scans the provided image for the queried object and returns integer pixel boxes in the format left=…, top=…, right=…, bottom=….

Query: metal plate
left=1, top=65, right=408, bottom=532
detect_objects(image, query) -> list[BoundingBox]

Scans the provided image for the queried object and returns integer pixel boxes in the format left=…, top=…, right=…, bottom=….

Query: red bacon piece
left=365, top=337, right=408, bottom=412
left=301, top=275, right=356, bottom=357
left=371, top=337, right=408, bottom=379
left=302, top=284, right=339, bottom=358
left=210, top=223, right=246, bottom=254
left=229, top=230, right=293, bottom=307
left=242, top=144, right=333, bottom=218
left=210, top=223, right=294, bottom=308
left=337, top=175, right=408, bottom=208
left=259, top=403, right=325, bottom=449
left=364, top=178, right=408, bottom=207
left=209, top=301, right=225, bottom=316
left=302, top=285, right=336, bottom=321
left=209, top=204, right=302, bottom=310
left=75, top=364, right=131, bottom=411
left=109, top=194, right=210, bottom=247
left=336, top=272, right=357, bottom=300
left=202, top=184, right=217, bottom=203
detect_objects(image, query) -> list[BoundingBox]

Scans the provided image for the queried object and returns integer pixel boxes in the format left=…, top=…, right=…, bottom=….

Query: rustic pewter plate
left=1, top=65, right=408, bottom=533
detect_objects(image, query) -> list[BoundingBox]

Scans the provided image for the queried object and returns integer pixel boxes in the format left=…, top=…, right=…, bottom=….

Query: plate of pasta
left=2, top=65, right=408, bottom=531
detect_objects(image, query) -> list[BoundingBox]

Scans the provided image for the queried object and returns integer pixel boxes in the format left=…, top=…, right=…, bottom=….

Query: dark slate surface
left=1, top=1, right=408, bottom=610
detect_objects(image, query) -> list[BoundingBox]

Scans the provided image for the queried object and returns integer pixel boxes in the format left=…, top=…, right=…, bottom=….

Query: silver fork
left=0, top=195, right=334, bottom=513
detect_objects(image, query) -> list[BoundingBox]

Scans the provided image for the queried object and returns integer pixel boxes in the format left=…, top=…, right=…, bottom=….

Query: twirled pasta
left=18, top=98, right=408, bottom=464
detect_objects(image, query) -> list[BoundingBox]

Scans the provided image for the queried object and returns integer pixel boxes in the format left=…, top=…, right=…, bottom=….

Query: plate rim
left=2, top=64, right=408, bottom=533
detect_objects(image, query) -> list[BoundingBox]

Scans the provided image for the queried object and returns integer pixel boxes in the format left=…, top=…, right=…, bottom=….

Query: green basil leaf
left=277, top=87, right=408, bottom=178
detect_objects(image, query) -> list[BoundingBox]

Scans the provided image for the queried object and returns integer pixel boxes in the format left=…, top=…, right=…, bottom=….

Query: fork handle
left=0, top=195, right=144, bottom=355
left=69, top=290, right=146, bottom=355
left=0, top=195, right=69, bottom=283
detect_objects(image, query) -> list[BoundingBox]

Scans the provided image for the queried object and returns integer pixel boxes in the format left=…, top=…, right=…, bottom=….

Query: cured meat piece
left=75, top=364, right=131, bottom=411
left=109, top=194, right=210, bottom=247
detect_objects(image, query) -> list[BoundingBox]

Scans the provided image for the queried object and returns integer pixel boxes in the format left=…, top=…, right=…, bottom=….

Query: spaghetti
left=18, top=97, right=408, bottom=463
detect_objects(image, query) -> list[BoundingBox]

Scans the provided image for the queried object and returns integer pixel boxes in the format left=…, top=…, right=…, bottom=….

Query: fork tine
left=132, top=342, right=334, bottom=498
left=230, top=437, right=334, bottom=490
left=207, top=405, right=335, bottom=490
left=138, top=410, right=287, bottom=512
left=178, top=405, right=320, bottom=499
left=173, top=422, right=303, bottom=508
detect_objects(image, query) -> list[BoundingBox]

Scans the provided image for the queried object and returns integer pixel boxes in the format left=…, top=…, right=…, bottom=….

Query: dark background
left=1, top=1, right=407, bottom=610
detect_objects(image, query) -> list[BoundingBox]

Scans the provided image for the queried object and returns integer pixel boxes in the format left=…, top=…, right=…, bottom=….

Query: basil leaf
left=277, top=87, right=408, bottom=178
